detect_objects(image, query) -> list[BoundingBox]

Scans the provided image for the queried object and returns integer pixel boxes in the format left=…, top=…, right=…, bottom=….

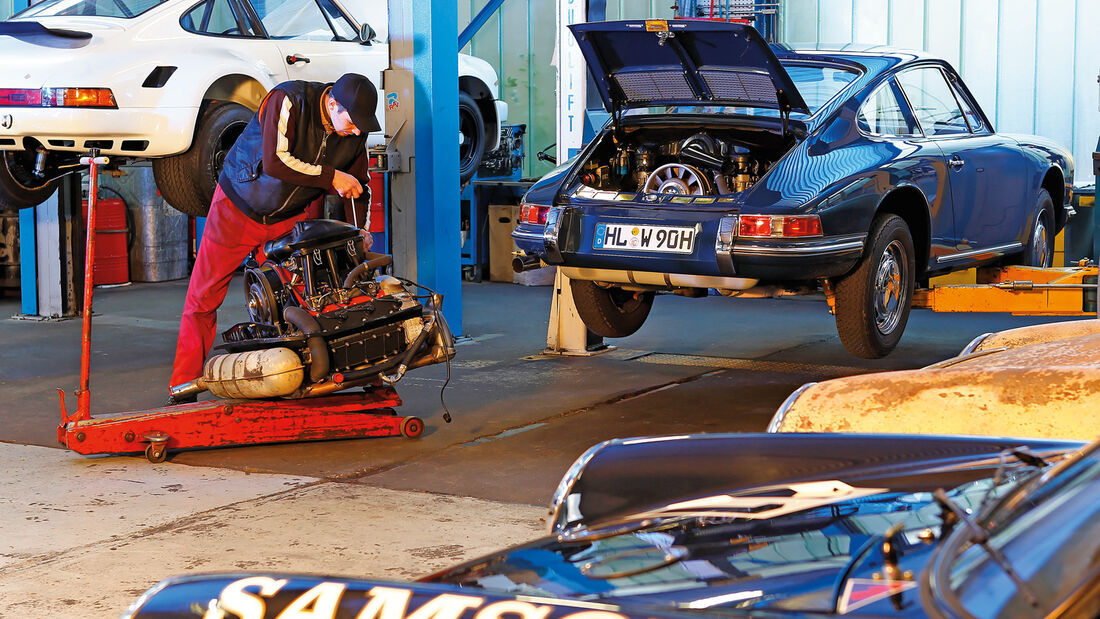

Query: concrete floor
left=0, top=278, right=1078, bottom=616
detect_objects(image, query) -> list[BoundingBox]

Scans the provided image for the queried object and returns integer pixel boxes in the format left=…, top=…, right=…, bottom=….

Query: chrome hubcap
left=874, top=240, right=906, bottom=334
left=1031, top=213, right=1049, bottom=267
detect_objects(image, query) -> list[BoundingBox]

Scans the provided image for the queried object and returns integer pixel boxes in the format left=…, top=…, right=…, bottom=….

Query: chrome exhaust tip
left=512, top=254, right=542, bottom=273
left=168, top=379, right=206, bottom=400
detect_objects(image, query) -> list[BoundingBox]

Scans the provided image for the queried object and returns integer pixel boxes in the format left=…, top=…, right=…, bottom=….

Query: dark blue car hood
left=569, top=20, right=809, bottom=116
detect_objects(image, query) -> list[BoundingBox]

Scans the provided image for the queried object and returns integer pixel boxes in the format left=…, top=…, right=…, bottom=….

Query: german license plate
left=593, top=223, right=697, bottom=254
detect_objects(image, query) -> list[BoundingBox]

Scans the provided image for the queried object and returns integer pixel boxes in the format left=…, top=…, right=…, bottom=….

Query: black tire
left=570, top=279, right=655, bottom=338
left=153, top=101, right=252, bottom=217
left=1023, top=189, right=1054, bottom=268
left=458, top=92, right=485, bottom=183
left=834, top=214, right=916, bottom=359
left=0, top=151, right=61, bottom=211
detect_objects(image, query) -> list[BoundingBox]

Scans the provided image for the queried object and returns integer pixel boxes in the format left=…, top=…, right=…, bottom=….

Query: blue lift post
left=386, top=0, right=461, bottom=333
left=413, top=2, right=460, bottom=333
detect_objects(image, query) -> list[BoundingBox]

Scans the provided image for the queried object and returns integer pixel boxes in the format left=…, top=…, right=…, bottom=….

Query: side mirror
left=359, top=23, right=376, bottom=45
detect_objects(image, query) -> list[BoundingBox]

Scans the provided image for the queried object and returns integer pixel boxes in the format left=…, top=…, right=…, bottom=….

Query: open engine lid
left=569, top=19, right=808, bottom=116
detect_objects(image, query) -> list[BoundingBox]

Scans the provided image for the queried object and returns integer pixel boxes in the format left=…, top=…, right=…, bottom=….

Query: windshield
left=443, top=478, right=1006, bottom=613
left=13, top=0, right=167, bottom=19
left=938, top=443, right=1100, bottom=617
left=623, top=62, right=859, bottom=120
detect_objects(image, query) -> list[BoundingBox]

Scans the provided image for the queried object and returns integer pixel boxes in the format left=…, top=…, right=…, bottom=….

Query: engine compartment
left=575, top=124, right=796, bottom=197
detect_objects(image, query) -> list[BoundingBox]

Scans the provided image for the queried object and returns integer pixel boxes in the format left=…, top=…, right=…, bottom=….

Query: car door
left=895, top=65, right=1029, bottom=260
left=856, top=77, right=957, bottom=264
left=246, top=0, right=386, bottom=101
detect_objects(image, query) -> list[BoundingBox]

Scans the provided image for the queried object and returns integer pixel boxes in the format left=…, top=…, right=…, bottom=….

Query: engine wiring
left=394, top=276, right=454, bottom=425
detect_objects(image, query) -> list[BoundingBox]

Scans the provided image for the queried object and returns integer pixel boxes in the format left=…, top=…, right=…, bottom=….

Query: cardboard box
left=488, top=204, right=520, bottom=283
left=487, top=204, right=554, bottom=285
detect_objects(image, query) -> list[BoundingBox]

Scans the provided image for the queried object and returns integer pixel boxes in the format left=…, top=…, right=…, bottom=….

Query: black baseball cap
left=331, top=73, right=381, bottom=133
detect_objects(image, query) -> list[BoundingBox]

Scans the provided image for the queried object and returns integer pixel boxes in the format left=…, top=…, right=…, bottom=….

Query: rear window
left=782, top=64, right=860, bottom=113
left=13, top=0, right=168, bottom=18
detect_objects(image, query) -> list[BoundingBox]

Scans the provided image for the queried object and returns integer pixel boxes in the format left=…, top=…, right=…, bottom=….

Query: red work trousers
left=170, top=185, right=309, bottom=388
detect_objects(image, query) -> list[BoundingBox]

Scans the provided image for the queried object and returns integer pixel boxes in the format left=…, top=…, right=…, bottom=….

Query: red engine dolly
left=58, top=153, right=426, bottom=463
left=58, top=388, right=424, bottom=463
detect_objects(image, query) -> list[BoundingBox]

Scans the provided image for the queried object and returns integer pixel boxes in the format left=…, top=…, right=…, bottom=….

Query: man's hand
left=332, top=170, right=363, bottom=198
left=359, top=228, right=374, bottom=251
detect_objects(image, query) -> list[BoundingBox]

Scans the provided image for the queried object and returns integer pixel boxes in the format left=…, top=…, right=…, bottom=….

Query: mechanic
left=167, top=73, right=381, bottom=404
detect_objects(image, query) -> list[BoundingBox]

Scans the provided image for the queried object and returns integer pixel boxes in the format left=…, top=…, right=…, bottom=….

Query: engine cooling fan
left=643, top=163, right=712, bottom=196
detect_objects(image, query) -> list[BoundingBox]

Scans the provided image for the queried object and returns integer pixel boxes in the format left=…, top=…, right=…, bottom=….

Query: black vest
left=219, top=81, right=367, bottom=224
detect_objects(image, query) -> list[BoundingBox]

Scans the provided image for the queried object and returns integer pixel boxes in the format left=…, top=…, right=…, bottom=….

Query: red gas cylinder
left=367, top=174, right=385, bottom=233
left=81, top=197, right=130, bottom=286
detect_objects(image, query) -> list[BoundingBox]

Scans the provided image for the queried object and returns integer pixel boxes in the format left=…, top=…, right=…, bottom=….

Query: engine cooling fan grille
left=700, top=70, right=777, bottom=105
left=614, top=70, right=695, bottom=102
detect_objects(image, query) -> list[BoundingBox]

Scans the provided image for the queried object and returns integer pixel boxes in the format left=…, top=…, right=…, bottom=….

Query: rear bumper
left=516, top=207, right=867, bottom=282
left=0, top=106, right=197, bottom=157
left=729, top=234, right=865, bottom=280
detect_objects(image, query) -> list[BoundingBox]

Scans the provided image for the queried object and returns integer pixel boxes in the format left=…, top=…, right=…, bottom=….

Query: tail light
left=738, top=215, right=822, bottom=238
left=0, top=88, right=117, bottom=109
left=520, top=202, right=549, bottom=225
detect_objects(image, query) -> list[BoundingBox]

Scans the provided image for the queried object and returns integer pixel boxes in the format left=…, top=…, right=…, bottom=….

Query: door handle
left=949, top=155, right=965, bottom=170
left=286, top=55, right=311, bottom=65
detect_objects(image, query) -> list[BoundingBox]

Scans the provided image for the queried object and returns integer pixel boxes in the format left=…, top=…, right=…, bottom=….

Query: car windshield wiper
left=932, top=488, right=1038, bottom=608
left=977, top=446, right=1048, bottom=513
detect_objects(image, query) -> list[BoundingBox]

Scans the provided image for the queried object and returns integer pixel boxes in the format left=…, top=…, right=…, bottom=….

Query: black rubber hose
left=342, top=252, right=394, bottom=289
left=284, top=306, right=329, bottom=383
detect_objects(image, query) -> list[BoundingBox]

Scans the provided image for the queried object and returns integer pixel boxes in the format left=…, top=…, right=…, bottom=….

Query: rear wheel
left=834, top=214, right=916, bottom=358
left=1023, top=189, right=1054, bottom=268
left=153, top=101, right=251, bottom=217
left=570, top=280, right=654, bottom=338
left=0, top=150, right=61, bottom=211
left=458, top=92, right=485, bottom=183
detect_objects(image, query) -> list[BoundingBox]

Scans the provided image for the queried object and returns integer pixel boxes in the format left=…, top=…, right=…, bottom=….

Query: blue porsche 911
left=511, top=19, right=1073, bottom=358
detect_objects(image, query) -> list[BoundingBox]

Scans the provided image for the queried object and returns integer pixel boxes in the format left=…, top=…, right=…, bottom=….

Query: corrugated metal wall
left=782, top=0, right=1100, bottom=185
left=459, top=1, right=673, bottom=179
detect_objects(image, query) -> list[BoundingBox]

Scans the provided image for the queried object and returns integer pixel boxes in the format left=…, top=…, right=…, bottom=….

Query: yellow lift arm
left=913, top=263, right=1098, bottom=316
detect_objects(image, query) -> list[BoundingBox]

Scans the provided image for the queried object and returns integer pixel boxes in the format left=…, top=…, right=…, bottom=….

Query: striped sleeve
left=260, top=90, right=336, bottom=190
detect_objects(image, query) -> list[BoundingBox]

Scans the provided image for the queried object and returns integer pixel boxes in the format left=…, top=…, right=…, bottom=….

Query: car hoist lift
left=57, top=154, right=425, bottom=463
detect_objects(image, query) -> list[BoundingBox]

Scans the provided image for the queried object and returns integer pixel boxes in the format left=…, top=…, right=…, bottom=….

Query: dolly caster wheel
left=400, top=416, right=424, bottom=438
left=143, top=431, right=170, bottom=463
left=145, top=443, right=167, bottom=463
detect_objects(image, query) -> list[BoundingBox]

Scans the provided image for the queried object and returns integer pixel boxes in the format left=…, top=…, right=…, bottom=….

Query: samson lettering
left=199, top=580, right=635, bottom=619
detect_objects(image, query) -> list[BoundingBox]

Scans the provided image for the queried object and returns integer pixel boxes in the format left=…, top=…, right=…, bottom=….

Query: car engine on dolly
left=169, top=219, right=455, bottom=402
left=575, top=126, right=790, bottom=196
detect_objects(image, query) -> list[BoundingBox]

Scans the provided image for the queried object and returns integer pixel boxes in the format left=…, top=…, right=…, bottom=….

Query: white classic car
left=0, top=0, right=506, bottom=215
left=768, top=319, right=1100, bottom=440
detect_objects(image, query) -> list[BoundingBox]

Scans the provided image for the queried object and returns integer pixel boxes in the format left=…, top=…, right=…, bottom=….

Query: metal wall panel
left=460, top=0, right=672, bottom=178
left=784, top=0, right=1099, bottom=185
left=1034, top=0, right=1074, bottom=151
